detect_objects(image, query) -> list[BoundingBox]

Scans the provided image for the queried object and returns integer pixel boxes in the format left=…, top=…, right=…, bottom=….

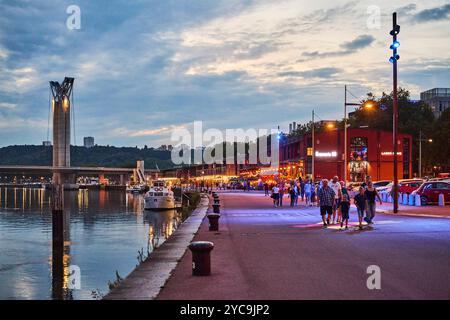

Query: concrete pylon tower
left=50, top=77, right=74, bottom=168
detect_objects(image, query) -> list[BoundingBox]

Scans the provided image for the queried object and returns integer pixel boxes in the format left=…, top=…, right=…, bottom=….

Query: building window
left=349, top=137, right=368, bottom=182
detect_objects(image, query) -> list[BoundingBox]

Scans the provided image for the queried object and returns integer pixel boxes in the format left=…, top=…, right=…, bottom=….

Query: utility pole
left=312, top=110, right=315, bottom=181
left=419, top=130, right=422, bottom=178
left=389, top=12, right=400, bottom=213
left=418, top=130, right=432, bottom=178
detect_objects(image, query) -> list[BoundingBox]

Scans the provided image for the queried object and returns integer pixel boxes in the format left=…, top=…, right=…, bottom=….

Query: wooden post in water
left=51, top=170, right=65, bottom=300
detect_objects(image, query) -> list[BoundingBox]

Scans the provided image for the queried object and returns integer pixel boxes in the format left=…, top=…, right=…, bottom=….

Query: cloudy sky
left=0, top=0, right=449, bottom=147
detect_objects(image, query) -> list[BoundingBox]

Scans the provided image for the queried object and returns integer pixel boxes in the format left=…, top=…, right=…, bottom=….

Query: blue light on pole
left=390, top=40, right=400, bottom=49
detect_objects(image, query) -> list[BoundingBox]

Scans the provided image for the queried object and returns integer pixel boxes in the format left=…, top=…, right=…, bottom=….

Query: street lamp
left=418, top=130, right=433, bottom=178
left=390, top=12, right=400, bottom=213
left=344, top=86, right=375, bottom=184
left=311, top=110, right=335, bottom=181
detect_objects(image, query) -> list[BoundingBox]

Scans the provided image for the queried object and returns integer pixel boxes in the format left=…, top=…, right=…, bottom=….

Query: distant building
left=420, top=88, right=450, bottom=118
left=83, top=136, right=95, bottom=148
left=42, top=141, right=51, bottom=146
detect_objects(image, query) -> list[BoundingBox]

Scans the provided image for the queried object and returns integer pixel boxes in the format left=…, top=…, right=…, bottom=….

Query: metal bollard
left=402, top=193, right=408, bottom=205
left=439, top=194, right=445, bottom=206
left=415, top=194, right=421, bottom=206
left=212, top=203, right=220, bottom=213
left=408, top=194, right=415, bottom=206
left=207, top=213, right=221, bottom=231
left=188, top=241, right=214, bottom=276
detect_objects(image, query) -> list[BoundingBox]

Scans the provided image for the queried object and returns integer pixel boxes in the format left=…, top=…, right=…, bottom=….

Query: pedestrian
left=330, top=176, right=342, bottom=224
left=271, top=184, right=280, bottom=207
left=294, top=183, right=299, bottom=206
left=289, top=185, right=296, bottom=207
left=300, top=178, right=305, bottom=202
left=361, top=175, right=372, bottom=189
left=364, top=181, right=382, bottom=224
left=354, top=187, right=366, bottom=230
left=264, top=182, right=269, bottom=196
left=304, top=179, right=312, bottom=206
left=279, top=183, right=285, bottom=207
left=339, top=194, right=350, bottom=230
left=317, top=179, right=335, bottom=227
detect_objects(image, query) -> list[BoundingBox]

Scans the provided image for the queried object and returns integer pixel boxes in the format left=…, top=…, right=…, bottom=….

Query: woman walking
left=271, top=184, right=280, bottom=207
left=304, top=180, right=312, bottom=206
left=364, top=181, right=382, bottom=224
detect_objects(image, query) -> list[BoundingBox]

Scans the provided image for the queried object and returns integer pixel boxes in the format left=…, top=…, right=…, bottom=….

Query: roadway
left=157, top=191, right=450, bottom=299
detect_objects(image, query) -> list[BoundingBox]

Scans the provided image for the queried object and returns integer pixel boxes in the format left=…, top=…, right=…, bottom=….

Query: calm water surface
left=0, top=187, right=184, bottom=300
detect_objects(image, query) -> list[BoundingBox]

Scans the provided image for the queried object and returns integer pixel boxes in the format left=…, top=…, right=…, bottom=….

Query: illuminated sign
left=315, top=151, right=337, bottom=157
left=381, top=152, right=402, bottom=156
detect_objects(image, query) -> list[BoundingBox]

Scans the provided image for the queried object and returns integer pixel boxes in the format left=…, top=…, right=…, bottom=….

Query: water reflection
left=0, top=187, right=185, bottom=300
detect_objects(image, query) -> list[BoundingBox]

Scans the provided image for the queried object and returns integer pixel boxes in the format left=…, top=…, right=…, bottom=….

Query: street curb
left=103, top=194, right=209, bottom=300
left=377, top=209, right=450, bottom=219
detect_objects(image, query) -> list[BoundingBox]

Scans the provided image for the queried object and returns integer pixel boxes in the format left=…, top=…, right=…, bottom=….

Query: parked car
left=373, top=180, right=391, bottom=191
left=398, top=180, right=423, bottom=194
left=414, top=181, right=450, bottom=205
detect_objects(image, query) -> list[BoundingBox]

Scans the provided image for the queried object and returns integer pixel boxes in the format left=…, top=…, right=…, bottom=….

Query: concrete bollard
left=408, top=194, right=415, bottom=206
left=213, top=198, right=220, bottom=205
left=188, top=241, right=214, bottom=276
left=415, top=194, right=421, bottom=207
left=207, top=213, right=221, bottom=231
left=381, top=192, right=387, bottom=202
left=212, top=203, right=220, bottom=213
left=439, top=194, right=445, bottom=206
left=387, top=194, right=392, bottom=203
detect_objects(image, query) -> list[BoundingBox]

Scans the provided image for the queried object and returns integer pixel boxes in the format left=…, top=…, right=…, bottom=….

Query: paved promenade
left=157, top=192, right=450, bottom=300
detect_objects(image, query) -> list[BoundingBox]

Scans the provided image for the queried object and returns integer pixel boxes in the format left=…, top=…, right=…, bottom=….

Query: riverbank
left=103, top=193, right=209, bottom=300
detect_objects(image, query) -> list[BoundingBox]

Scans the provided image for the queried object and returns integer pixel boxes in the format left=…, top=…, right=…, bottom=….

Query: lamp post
left=312, top=110, right=315, bottom=181
left=344, top=86, right=375, bottom=184
left=344, top=85, right=362, bottom=184
left=389, top=12, right=400, bottom=213
left=418, top=130, right=433, bottom=178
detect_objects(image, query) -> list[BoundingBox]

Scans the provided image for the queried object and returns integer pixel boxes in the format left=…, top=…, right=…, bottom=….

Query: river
left=0, top=187, right=185, bottom=300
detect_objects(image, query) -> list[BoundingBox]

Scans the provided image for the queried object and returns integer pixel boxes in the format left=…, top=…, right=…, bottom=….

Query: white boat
left=144, top=181, right=175, bottom=210
left=127, top=184, right=146, bottom=193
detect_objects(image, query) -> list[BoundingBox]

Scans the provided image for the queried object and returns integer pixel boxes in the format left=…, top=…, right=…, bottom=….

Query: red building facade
left=279, top=128, right=412, bottom=182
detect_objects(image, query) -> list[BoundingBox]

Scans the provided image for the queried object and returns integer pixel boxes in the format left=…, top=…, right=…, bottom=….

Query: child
left=339, top=194, right=350, bottom=230
left=354, top=187, right=366, bottom=230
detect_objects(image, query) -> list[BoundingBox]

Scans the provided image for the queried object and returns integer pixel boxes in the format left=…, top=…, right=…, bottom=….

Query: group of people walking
left=268, top=175, right=382, bottom=230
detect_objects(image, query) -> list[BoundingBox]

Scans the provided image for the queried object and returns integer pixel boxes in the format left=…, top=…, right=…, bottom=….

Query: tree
left=349, top=88, right=436, bottom=175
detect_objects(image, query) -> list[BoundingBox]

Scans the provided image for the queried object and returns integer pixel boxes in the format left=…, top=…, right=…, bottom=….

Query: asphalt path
left=158, top=192, right=450, bottom=300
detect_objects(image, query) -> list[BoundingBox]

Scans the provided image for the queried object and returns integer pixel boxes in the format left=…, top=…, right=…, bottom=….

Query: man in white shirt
left=329, top=176, right=342, bottom=224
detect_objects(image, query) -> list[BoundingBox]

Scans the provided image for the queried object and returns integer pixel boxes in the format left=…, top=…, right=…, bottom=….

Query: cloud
left=0, top=102, right=17, bottom=109
left=302, top=34, right=375, bottom=59
left=413, top=4, right=450, bottom=23
left=113, top=124, right=189, bottom=138
left=278, top=67, right=341, bottom=79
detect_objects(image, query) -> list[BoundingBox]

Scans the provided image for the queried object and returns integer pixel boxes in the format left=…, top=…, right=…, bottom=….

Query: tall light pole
left=344, top=86, right=362, bottom=184
left=418, top=130, right=433, bottom=178
left=389, top=12, right=400, bottom=213
left=311, top=110, right=315, bottom=181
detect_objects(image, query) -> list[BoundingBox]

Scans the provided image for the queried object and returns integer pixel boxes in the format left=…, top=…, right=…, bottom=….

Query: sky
left=0, top=0, right=449, bottom=147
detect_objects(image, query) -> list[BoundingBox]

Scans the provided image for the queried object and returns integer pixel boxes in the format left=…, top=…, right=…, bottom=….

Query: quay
left=106, top=191, right=450, bottom=300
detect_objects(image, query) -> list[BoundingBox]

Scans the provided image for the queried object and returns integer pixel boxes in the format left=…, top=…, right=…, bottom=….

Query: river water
left=0, top=187, right=185, bottom=300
